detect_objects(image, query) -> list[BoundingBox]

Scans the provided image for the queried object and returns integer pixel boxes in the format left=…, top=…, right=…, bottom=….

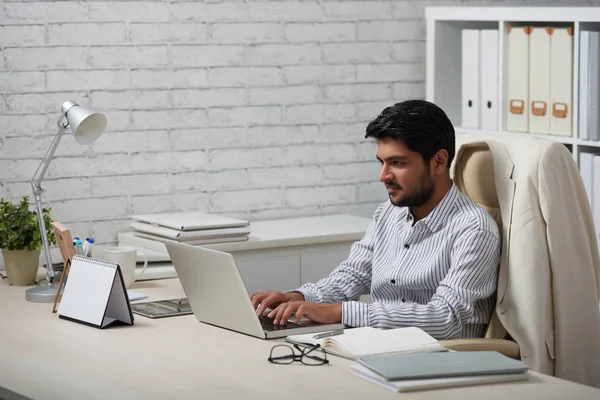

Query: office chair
left=439, top=133, right=600, bottom=388
left=439, top=140, right=520, bottom=359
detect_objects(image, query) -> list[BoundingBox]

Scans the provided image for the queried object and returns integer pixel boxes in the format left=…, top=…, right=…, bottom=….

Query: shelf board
left=455, top=127, right=576, bottom=145
left=426, top=7, right=600, bottom=23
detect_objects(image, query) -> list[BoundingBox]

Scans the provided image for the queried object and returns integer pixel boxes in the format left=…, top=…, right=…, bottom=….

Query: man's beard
left=387, top=173, right=435, bottom=208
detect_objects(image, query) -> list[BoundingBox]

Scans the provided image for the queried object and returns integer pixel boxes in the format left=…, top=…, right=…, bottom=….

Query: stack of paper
left=127, top=212, right=251, bottom=248
left=351, top=351, right=530, bottom=392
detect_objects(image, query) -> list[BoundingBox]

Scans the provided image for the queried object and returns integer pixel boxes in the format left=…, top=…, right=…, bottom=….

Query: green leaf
left=0, top=196, right=55, bottom=251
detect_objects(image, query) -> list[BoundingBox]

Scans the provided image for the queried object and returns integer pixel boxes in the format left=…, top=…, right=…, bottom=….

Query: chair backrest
left=453, top=143, right=508, bottom=340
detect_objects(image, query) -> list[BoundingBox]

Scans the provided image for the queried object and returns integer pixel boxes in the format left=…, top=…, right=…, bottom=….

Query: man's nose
left=379, top=165, right=392, bottom=182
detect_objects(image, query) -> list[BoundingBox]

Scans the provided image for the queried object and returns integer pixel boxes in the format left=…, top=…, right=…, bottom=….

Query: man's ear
left=432, top=150, right=449, bottom=175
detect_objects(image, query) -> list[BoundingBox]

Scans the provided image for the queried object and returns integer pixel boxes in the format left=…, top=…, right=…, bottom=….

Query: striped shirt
left=296, top=183, right=501, bottom=340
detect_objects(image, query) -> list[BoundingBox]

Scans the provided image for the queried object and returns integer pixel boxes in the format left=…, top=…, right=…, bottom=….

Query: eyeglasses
left=268, top=343, right=329, bottom=366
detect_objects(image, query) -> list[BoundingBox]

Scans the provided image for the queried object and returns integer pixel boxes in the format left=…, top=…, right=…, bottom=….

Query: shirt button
left=401, top=298, right=406, bottom=303
left=404, top=243, right=410, bottom=249
left=390, top=279, right=396, bottom=284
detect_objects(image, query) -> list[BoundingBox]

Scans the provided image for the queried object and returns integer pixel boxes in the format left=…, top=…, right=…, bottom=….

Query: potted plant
left=0, top=196, right=55, bottom=286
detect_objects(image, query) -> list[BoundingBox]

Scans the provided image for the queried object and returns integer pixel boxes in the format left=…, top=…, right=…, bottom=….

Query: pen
left=312, top=329, right=344, bottom=339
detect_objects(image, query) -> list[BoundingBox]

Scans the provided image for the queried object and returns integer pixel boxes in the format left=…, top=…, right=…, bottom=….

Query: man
left=250, top=100, right=501, bottom=340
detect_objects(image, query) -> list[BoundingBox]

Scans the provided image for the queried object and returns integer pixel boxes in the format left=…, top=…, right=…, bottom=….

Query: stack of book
left=351, top=350, right=530, bottom=392
left=120, top=212, right=250, bottom=254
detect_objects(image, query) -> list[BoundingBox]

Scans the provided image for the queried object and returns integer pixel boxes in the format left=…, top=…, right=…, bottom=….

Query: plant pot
left=2, top=248, right=41, bottom=286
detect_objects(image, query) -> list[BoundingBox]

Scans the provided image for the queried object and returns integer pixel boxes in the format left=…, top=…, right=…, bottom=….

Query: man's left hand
left=267, top=301, right=342, bottom=325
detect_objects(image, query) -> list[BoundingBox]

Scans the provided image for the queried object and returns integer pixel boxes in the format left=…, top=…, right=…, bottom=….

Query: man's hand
left=268, top=301, right=342, bottom=326
left=250, top=290, right=304, bottom=317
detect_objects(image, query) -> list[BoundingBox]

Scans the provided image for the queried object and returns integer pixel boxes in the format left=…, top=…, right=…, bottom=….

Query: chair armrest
left=438, top=338, right=520, bottom=359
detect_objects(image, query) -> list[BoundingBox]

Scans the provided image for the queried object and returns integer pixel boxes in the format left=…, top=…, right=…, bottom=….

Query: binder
left=579, top=31, right=590, bottom=140
left=480, top=29, right=499, bottom=130
left=461, top=29, right=480, bottom=129
left=588, top=32, right=600, bottom=141
left=57, top=255, right=134, bottom=329
left=580, top=152, right=594, bottom=207
left=506, top=26, right=531, bottom=132
left=528, top=27, right=551, bottom=134
left=549, top=27, right=574, bottom=136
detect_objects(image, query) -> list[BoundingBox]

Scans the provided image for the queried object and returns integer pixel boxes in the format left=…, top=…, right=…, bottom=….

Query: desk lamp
left=26, top=100, right=107, bottom=303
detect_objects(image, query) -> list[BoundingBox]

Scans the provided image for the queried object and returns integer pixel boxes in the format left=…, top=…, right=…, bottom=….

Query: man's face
left=376, top=137, right=435, bottom=208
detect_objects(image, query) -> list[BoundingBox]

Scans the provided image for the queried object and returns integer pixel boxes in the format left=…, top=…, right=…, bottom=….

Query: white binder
left=579, top=31, right=590, bottom=140
left=588, top=32, right=600, bottom=141
left=549, top=27, right=574, bottom=136
left=461, top=29, right=480, bottom=129
left=480, top=29, right=499, bottom=130
left=58, top=255, right=134, bottom=329
left=529, top=27, right=551, bottom=134
left=507, top=26, right=531, bottom=132
left=580, top=152, right=594, bottom=207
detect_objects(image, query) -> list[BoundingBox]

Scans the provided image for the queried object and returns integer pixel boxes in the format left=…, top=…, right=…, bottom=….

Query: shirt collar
left=408, top=182, right=459, bottom=233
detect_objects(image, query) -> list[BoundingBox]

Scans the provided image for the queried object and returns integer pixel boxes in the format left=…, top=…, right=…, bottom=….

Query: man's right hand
left=249, top=290, right=304, bottom=317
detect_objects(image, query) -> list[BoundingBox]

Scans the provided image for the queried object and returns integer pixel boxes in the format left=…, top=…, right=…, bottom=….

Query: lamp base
left=25, top=284, right=59, bottom=303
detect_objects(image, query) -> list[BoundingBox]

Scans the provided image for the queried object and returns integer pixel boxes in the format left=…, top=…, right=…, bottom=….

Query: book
left=357, top=351, right=529, bottom=381
left=132, top=212, right=249, bottom=231
left=130, top=221, right=251, bottom=241
left=285, top=326, right=445, bottom=360
left=351, top=364, right=530, bottom=393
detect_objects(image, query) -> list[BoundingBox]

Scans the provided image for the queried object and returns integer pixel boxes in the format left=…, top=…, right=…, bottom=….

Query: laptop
left=165, top=241, right=345, bottom=339
left=133, top=212, right=248, bottom=231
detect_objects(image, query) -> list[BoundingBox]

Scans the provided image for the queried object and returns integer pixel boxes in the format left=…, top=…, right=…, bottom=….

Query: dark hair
left=364, top=100, right=455, bottom=169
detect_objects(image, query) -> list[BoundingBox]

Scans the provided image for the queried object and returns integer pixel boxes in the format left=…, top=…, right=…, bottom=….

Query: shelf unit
left=425, top=6, right=600, bottom=161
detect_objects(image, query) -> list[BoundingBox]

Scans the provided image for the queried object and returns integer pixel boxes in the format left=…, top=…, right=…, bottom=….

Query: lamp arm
left=31, top=113, right=69, bottom=192
left=30, top=118, right=68, bottom=286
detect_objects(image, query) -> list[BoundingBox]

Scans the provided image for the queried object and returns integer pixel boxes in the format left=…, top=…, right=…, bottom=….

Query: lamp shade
left=63, top=102, right=107, bottom=145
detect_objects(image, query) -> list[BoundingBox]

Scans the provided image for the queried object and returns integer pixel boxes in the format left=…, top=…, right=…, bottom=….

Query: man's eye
left=393, top=161, right=404, bottom=166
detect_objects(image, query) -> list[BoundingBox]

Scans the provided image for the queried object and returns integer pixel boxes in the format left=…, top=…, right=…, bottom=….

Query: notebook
left=358, top=351, right=529, bottom=381
left=351, top=364, right=530, bottom=393
left=285, top=326, right=445, bottom=360
left=132, top=212, right=249, bottom=231
left=57, top=256, right=134, bottom=329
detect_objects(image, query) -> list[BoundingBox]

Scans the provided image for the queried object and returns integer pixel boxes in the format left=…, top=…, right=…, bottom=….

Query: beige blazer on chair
left=453, top=134, right=600, bottom=387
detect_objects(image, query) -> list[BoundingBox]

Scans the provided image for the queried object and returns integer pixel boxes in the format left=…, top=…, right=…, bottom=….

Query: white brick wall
left=1, top=0, right=590, bottom=251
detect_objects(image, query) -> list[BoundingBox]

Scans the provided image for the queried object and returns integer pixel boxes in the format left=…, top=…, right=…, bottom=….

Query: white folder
left=507, top=26, right=531, bottom=132
left=549, top=27, right=574, bottom=136
left=529, top=27, right=551, bottom=134
left=462, top=29, right=480, bottom=129
left=588, top=32, right=600, bottom=141
left=579, top=31, right=590, bottom=140
left=480, top=29, right=499, bottom=131
left=580, top=152, right=594, bottom=208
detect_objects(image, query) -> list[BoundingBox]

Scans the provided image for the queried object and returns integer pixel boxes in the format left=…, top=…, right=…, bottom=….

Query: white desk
left=120, top=214, right=372, bottom=293
left=1, top=278, right=599, bottom=400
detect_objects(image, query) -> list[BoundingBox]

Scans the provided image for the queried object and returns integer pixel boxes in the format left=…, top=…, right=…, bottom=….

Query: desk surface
left=1, top=278, right=599, bottom=400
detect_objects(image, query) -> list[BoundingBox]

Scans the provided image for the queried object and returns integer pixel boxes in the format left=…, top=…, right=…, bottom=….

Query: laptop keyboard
left=259, top=315, right=301, bottom=331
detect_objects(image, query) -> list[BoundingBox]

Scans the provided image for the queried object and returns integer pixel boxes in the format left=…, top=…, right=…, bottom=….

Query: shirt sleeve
left=342, top=228, right=500, bottom=340
left=294, top=207, right=383, bottom=304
